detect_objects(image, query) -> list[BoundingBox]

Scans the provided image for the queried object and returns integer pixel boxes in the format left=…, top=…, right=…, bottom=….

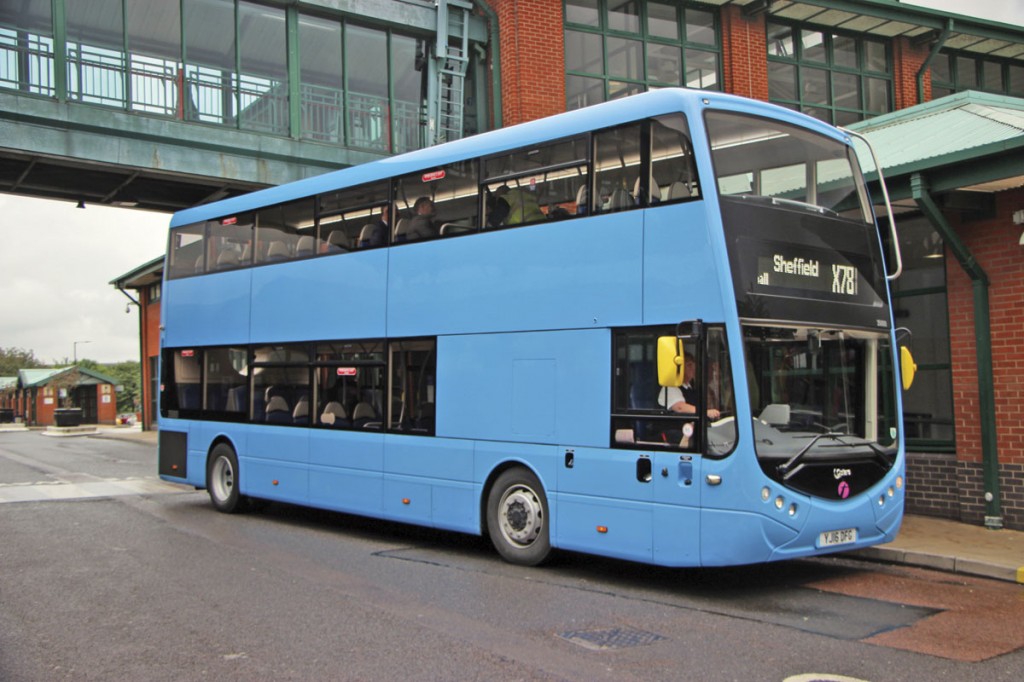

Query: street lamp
left=73, top=340, right=91, bottom=364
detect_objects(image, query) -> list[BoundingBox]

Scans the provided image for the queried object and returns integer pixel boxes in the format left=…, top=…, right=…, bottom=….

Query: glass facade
left=931, top=50, right=1024, bottom=99
left=888, top=215, right=955, bottom=451
left=0, top=0, right=457, bottom=153
left=564, top=0, right=720, bottom=110
left=767, top=21, right=891, bottom=125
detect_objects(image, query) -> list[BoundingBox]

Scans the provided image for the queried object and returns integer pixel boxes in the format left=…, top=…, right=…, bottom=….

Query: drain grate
left=557, top=626, right=666, bottom=651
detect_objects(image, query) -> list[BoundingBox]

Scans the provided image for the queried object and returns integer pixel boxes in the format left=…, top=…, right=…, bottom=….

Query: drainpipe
left=116, top=285, right=146, bottom=430
left=916, top=19, right=951, bottom=105
left=911, top=173, right=1002, bottom=529
left=473, top=1, right=503, bottom=129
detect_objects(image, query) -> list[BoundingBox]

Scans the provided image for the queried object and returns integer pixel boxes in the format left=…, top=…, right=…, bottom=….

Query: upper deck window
left=706, top=111, right=871, bottom=224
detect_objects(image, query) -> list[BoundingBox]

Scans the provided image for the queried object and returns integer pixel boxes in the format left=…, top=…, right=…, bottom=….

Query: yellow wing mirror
left=657, top=336, right=685, bottom=387
left=900, top=345, right=917, bottom=391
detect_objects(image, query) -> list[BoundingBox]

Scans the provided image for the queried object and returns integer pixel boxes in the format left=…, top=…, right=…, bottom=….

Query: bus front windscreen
left=745, top=325, right=899, bottom=501
left=706, top=110, right=891, bottom=332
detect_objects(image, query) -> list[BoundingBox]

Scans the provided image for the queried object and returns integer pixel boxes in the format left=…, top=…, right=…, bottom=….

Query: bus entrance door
left=652, top=451, right=701, bottom=566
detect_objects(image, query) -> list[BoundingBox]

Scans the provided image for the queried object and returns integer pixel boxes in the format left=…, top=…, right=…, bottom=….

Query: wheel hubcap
left=498, top=484, right=543, bottom=547
left=212, top=456, right=234, bottom=502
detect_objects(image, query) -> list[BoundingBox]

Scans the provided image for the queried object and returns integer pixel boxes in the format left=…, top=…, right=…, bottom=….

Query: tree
left=0, top=347, right=44, bottom=375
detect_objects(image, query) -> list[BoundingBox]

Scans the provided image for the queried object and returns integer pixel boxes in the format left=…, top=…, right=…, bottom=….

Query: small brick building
left=14, top=367, right=120, bottom=427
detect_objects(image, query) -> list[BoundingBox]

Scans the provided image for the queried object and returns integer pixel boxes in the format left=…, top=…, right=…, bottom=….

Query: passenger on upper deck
left=405, top=197, right=438, bottom=241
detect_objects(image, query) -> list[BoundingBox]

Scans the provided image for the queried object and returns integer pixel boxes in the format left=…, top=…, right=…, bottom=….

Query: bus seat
left=628, top=362, right=658, bottom=442
left=292, top=395, right=310, bottom=425
left=295, top=235, right=315, bottom=258
left=606, top=187, right=633, bottom=211
left=357, top=224, right=376, bottom=248
left=194, top=255, right=205, bottom=273
left=393, top=218, right=409, bottom=243
left=216, top=250, right=238, bottom=268
left=575, top=184, right=589, bottom=215
left=352, top=402, right=376, bottom=428
left=266, top=240, right=290, bottom=261
left=667, top=181, right=690, bottom=200
left=327, top=230, right=349, bottom=252
left=759, top=403, right=790, bottom=427
left=634, top=174, right=658, bottom=205
left=265, top=395, right=291, bottom=424
left=320, top=401, right=350, bottom=428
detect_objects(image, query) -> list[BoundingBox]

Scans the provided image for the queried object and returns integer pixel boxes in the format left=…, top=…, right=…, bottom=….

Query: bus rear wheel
left=486, top=467, right=551, bottom=566
left=207, top=443, right=244, bottom=513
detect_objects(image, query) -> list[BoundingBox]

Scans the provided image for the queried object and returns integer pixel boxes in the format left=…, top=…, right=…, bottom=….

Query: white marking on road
left=0, top=477, right=193, bottom=504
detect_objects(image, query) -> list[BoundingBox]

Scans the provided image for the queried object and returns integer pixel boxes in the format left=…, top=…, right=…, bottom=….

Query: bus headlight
left=761, top=487, right=771, bottom=502
left=774, top=496, right=784, bottom=510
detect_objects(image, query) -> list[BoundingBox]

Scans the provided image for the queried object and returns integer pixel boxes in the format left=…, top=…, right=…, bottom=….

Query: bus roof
left=170, top=88, right=847, bottom=228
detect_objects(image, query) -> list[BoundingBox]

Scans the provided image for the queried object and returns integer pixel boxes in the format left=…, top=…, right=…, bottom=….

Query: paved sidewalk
left=83, top=426, right=1024, bottom=583
left=848, top=513, right=1024, bottom=584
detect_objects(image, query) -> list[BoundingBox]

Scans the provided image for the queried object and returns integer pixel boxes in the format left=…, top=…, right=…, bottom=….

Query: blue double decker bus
left=158, top=88, right=912, bottom=567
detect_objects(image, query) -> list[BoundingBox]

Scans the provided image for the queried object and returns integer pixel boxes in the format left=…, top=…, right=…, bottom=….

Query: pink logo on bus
left=837, top=480, right=850, bottom=499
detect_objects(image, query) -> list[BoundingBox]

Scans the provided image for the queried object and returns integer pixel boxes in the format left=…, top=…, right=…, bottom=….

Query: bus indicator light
left=597, top=526, right=608, bottom=534
left=422, top=170, right=446, bottom=182
left=402, top=498, right=411, bottom=505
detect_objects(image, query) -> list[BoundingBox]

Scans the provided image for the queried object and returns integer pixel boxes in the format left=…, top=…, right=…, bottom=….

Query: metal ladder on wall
left=430, top=0, right=472, bottom=145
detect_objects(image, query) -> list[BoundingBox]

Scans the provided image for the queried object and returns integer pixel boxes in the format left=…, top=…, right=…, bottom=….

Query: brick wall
left=719, top=4, right=768, bottom=101
left=941, top=187, right=1024, bottom=528
left=892, top=37, right=930, bottom=109
left=487, top=0, right=566, bottom=126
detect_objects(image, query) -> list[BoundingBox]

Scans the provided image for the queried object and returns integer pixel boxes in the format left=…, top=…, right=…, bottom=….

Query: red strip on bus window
left=336, top=367, right=357, bottom=377
left=221, top=217, right=238, bottom=225
left=181, top=350, right=195, bottom=358
left=422, top=170, right=446, bottom=182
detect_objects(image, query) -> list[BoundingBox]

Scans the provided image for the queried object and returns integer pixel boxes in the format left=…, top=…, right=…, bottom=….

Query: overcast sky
left=0, top=194, right=167, bottom=365
left=0, top=1, right=1021, bottom=367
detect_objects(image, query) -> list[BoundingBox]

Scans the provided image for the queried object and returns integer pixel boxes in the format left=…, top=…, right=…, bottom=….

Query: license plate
left=818, top=527, right=857, bottom=548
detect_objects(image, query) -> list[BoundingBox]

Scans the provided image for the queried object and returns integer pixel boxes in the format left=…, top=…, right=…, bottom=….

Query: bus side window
left=168, top=223, right=206, bottom=278
left=594, top=122, right=642, bottom=214
left=651, top=114, right=700, bottom=203
left=394, top=160, right=478, bottom=243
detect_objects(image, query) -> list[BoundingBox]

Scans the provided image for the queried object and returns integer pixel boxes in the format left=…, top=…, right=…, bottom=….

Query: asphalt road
left=1, top=431, right=1022, bottom=681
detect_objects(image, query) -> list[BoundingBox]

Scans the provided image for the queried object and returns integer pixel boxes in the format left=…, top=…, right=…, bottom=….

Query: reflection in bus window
left=393, top=159, right=479, bottom=242
left=251, top=345, right=310, bottom=425
left=594, top=122, right=642, bottom=214
left=315, top=341, right=386, bottom=429
left=256, top=199, right=315, bottom=264
left=651, top=114, right=701, bottom=203
left=208, top=215, right=253, bottom=271
left=390, top=339, right=436, bottom=433
left=168, top=223, right=206, bottom=278
left=483, top=135, right=589, bottom=226
left=205, top=347, right=248, bottom=421
left=319, top=181, right=391, bottom=252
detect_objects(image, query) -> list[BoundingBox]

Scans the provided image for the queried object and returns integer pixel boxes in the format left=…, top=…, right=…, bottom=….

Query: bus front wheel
left=207, top=443, right=244, bottom=513
left=486, top=467, right=551, bottom=566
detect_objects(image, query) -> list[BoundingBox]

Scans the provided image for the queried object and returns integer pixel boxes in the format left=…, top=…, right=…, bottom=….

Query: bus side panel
left=250, top=251, right=388, bottom=342
left=437, top=330, right=610, bottom=448
left=387, top=213, right=645, bottom=338
left=554, top=445, right=654, bottom=563
left=240, top=424, right=309, bottom=503
left=700, top=447, right=801, bottom=566
left=383, top=436, right=476, bottom=533
left=164, top=270, right=252, bottom=347
left=643, top=202, right=729, bottom=325
left=308, top=429, right=384, bottom=516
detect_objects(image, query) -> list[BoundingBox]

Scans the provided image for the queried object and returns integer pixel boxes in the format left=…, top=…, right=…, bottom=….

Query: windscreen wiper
left=777, top=432, right=845, bottom=480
